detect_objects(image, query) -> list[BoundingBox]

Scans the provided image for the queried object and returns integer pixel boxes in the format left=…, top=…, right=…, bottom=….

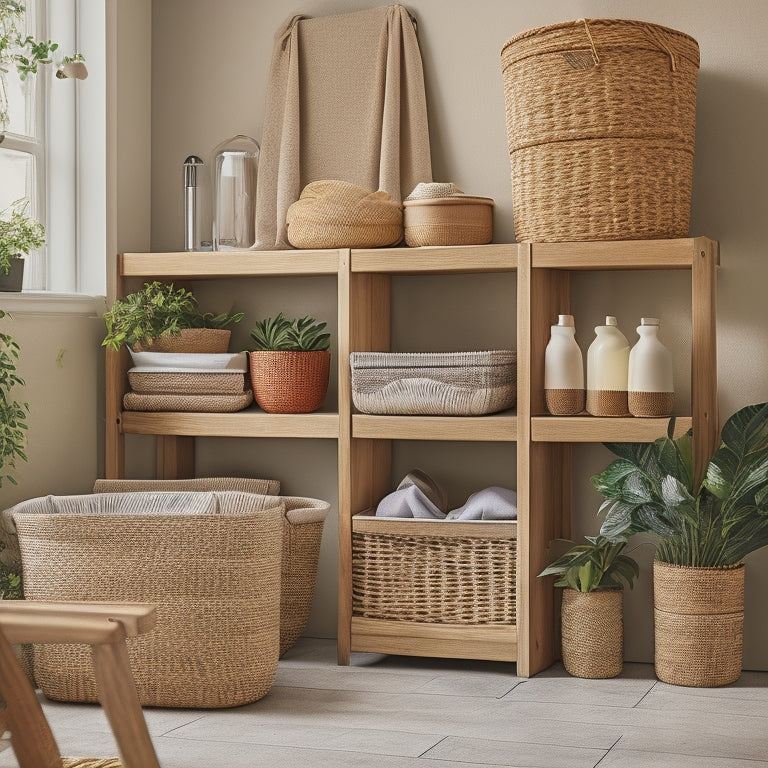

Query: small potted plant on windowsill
left=539, top=534, right=638, bottom=679
left=248, top=313, right=331, bottom=413
left=0, top=200, right=45, bottom=292
left=102, top=281, right=244, bottom=354
left=592, top=403, right=768, bottom=687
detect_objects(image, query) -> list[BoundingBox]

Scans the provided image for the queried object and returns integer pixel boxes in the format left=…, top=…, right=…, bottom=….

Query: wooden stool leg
left=91, top=637, right=161, bottom=768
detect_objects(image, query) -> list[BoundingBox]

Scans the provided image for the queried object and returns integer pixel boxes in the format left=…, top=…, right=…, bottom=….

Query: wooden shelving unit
left=106, top=237, right=718, bottom=678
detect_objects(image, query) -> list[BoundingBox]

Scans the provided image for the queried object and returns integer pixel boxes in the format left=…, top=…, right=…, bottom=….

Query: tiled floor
left=4, top=638, right=768, bottom=767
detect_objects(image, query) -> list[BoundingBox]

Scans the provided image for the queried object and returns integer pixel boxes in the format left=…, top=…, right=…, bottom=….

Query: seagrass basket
left=249, top=349, right=331, bottom=413
left=561, top=588, right=623, bottom=678
left=653, top=560, right=744, bottom=687
left=352, top=513, right=516, bottom=626
left=501, top=19, right=700, bottom=242
left=9, top=491, right=284, bottom=709
left=133, top=327, right=231, bottom=353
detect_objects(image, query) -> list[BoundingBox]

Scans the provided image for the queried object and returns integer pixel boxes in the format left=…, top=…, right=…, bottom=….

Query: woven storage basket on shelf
left=352, top=513, right=516, bottom=626
left=403, top=196, right=493, bottom=247
left=351, top=350, right=516, bottom=416
left=133, top=327, right=231, bottom=353
left=90, top=480, right=327, bottom=656
left=127, top=370, right=247, bottom=395
left=9, top=491, right=284, bottom=708
left=653, top=560, right=744, bottom=687
left=501, top=19, right=700, bottom=242
left=123, top=389, right=253, bottom=412
left=249, top=349, right=331, bottom=413
left=561, top=588, right=623, bottom=679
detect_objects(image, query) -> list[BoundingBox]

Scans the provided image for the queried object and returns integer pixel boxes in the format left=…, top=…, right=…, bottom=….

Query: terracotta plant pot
left=0, top=257, right=24, bottom=292
left=653, top=560, right=744, bottom=687
left=561, top=588, right=623, bottom=679
left=133, top=328, right=231, bottom=353
left=249, top=350, right=330, bottom=413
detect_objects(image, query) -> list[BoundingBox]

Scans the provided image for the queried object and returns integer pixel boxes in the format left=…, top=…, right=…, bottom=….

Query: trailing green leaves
left=0, top=308, right=28, bottom=488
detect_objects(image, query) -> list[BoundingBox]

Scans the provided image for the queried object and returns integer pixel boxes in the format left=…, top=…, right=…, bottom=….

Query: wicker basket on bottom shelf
left=352, top=515, right=516, bottom=626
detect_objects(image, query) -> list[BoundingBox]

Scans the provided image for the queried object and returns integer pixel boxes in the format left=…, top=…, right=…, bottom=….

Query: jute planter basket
left=501, top=19, right=699, bottom=242
left=133, top=327, right=231, bottom=353
left=653, top=560, right=744, bottom=687
left=561, top=588, right=623, bottom=678
left=249, top=349, right=331, bottom=413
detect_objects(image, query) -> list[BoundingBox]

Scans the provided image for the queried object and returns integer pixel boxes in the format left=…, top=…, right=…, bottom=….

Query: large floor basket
left=501, top=19, right=700, bottom=242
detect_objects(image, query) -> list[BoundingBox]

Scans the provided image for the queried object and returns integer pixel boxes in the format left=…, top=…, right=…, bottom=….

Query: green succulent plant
left=249, top=313, right=330, bottom=352
left=102, top=281, right=244, bottom=351
left=592, top=402, right=768, bottom=568
left=539, top=535, right=639, bottom=593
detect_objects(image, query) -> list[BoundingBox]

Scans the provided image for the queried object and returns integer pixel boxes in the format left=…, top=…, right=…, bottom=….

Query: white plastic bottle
left=586, top=316, right=630, bottom=417
left=628, top=317, right=674, bottom=417
left=544, top=314, right=585, bottom=416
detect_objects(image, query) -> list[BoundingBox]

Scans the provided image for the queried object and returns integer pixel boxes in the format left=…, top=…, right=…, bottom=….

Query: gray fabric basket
left=350, top=350, right=516, bottom=415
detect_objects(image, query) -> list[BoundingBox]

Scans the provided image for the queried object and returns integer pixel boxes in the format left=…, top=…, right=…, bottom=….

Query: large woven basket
left=10, top=491, right=284, bottom=708
left=133, top=327, right=231, bottom=353
left=91, top=480, right=327, bottom=656
left=653, top=560, right=744, bottom=687
left=351, top=350, right=516, bottom=416
left=352, top=513, right=516, bottom=625
left=501, top=19, right=699, bottom=242
left=249, top=349, right=331, bottom=413
left=561, top=588, right=623, bottom=679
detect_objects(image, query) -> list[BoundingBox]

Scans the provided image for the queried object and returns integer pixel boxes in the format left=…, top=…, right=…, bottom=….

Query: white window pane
left=0, top=148, right=34, bottom=210
left=1, top=0, right=39, bottom=138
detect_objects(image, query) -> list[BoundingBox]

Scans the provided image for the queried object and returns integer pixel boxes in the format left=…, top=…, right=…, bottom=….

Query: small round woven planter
left=249, top=350, right=331, bottom=413
left=561, top=588, right=623, bottom=679
left=133, top=328, right=231, bottom=353
left=653, top=560, right=744, bottom=687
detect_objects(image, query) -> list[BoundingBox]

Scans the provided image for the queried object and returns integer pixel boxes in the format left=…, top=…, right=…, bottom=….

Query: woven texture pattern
left=12, top=491, right=284, bottom=708
left=545, top=388, right=585, bottom=415
left=127, top=371, right=246, bottom=395
left=286, top=180, right=403, bottom=249
left=561, top=588, right=623, bottom=679
left=629, top=390, right=675, bottom=417
left=133, top=328, right=231, bottom=353
left=90, top=481, right=326, bottom=655
left=586, top=389, right=629, bottom=417
left=351, top=350, right=516, bottom=416
left=403, top=197, right=493, bottom=247
left=352, top=529, right=516, bottom=625
left=501, top=19, right=699, bottom=242
left=653, top=561, right=744, bottom=687
left=249, top=350, right=330, bottom=413
left=123, top=390, right=253, bottom=412
left=62, top=760, right=122, bottom=768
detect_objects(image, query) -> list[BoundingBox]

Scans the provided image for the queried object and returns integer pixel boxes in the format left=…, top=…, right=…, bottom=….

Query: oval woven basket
left=653, top=560, right=744, bottom=687
left=501, top=18, right=700, bottom=242
left=132, top=328, right=231, bottom=353
left=249, top=349, right=331, bottom=413
left=561, top=588, right=623, bottom=679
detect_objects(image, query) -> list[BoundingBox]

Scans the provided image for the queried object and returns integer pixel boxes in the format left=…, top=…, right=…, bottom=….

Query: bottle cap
left=557, top=314, right=575, bottom=327
left=605, top=316, right=617, bottom=326
left=640, top=317, right=660, bottom=326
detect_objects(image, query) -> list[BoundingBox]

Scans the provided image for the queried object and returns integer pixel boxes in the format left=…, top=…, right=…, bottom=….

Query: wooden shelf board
left=120, top=250, right=341, bottom=278
left=350, top=617, right=517, bottom=662
left=352, top=512, right=517, bottom=539
left=530, top=237, right=718, bottom=270
left=352, top=412, right=517, bottom=441
left=531, top=415, right=693, bottom=442
left=120, top=409, right=340, bottom=439
left=352, top=244, right=517, bottom=274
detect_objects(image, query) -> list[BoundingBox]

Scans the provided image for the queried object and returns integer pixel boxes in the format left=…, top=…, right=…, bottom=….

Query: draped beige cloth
left=254, top=5, right=433, bottom=250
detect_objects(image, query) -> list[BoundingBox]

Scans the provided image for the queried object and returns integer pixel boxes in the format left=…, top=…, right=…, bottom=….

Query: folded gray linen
left=445, top=486, right=517, bottom=521
left=375, top=484, right=446, bottom=519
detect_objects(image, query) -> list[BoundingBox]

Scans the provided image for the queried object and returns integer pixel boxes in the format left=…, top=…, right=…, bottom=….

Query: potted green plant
left=248, top=313, right=331, bottom=413
left=592, top=402, right=768, bottom=687
left=0, top=200, right=45, bottom=292
left=102, top=281, right=244, bottom=353
left=539, top=535, right=638, bottom=679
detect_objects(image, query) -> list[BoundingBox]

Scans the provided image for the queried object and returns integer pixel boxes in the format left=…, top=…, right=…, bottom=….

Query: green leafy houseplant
left=592, top=403, right=768, bottom=568
left=0, top=198, right=44, bottom=277
left=0, top=309, right=28, bottom=488
left=249, top=313, right=331, bottom=351
left=102, top=281, right=244, bottom=351
left=539, top=535, right=639, bottom=592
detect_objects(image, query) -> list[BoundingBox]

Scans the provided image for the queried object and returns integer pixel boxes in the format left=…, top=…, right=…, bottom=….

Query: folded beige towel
left=255, top=5, right=432, bottom=250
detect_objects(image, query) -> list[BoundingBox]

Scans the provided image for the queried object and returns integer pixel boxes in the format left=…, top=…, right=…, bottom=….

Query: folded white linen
left=445, top=486, right=518, bottom=521
left=375, top=484, right=446, bottom=519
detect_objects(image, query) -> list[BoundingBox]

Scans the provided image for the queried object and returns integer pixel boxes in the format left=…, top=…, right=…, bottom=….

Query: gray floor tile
left=504, top=673, right=656, bottom=708
left=637, top=686, right=768, bottom=717
left=423, top=735, right=606, bottom=767
left=598, top=748, right=768, bottom=768
left=618, top=725, right=768, bottom=761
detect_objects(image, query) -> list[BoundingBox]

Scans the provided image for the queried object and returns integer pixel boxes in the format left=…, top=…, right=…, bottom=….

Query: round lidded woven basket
left=403, top=196, right=493, bottom=247
left=501, top=18, right=700, bottom=242
left=561, top=588, right=623, bottom=679
left=653, top=560, right=744, bottom=687
left=249, top=349, right=331, bottom=413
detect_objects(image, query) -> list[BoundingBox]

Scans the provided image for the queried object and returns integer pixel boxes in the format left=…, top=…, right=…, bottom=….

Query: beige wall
left=143, top=0, right=768, bottom=666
